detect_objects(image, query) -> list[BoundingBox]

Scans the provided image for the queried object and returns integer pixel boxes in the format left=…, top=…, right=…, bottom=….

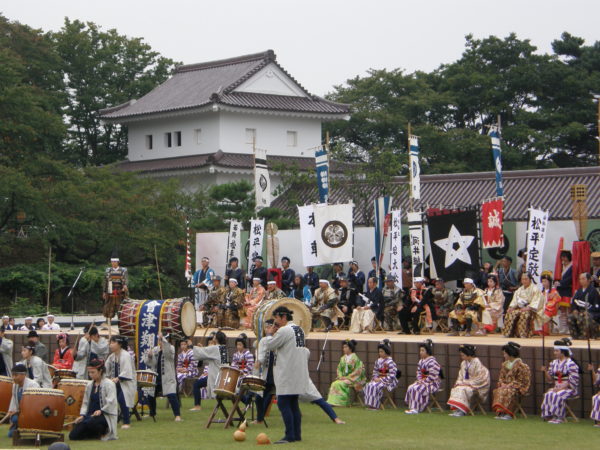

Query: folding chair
left=514, top=394, right=528, bottom=419
left=469, top=396, right=487, bottom=416
left=426, top=388, right=445, bottom=413
left=351, top=387, right=365, bottom=407
left=565, top=396, right=580, bottom=422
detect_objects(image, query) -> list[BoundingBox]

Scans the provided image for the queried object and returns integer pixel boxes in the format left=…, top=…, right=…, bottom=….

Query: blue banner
left=374, top=196, right=393, bottom=287
left=315, top=147, right=329, bottom=203
left=489, top=127, right=504, bottom=197
left=135, top=300, right=166, bottom=370
left=409, top=136, right=420, bottom=200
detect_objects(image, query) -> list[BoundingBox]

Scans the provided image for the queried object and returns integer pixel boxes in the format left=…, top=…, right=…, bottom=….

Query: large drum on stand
left=253, top=298, right=312, bottom=341
left=118, top=298, right=196, bottom=340
left=214, top=366, right=243, bottom=399
left=0, top=375, right=13, bottom=419
left=18, top=388, right=65, bottom=439
left=57, top=379, right=90, bottom=424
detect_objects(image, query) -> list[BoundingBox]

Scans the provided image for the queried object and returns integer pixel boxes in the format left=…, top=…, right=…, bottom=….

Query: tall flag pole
left=184, top=217, right=192, bottom=286
left=315, top=132, right=330, bottom=204
left=488, top=122, right=504, bottom=198
left=374, top=196, right=393, bottom=287
left=253, top=136, right=271, bottom=211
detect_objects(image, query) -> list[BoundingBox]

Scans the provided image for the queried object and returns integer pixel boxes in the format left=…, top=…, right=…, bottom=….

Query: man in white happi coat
left=263, top=306, right=310, bottom=444
left=74, top=326, right=109, bottom=379
left=7, top=364, right=40, bottom=438
left=190, top=331, right=229, bottom=411
left=106, top=336, right=137, bottom=429
left=144, top=333, right=181, bottom=421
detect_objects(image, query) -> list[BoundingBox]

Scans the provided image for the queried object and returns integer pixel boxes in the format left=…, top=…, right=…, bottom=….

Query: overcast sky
left=2, top=0, right=599, bottom=96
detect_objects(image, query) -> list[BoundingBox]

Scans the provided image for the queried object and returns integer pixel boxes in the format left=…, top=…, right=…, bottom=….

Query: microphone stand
left=68, top=267, right=85, bottom=330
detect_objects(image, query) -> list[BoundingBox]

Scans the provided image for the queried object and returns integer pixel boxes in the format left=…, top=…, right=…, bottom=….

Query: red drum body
left=57, top=379, right=89, bottom=423
left=18, top=388, right=65, bottom=439
left=214, top=366, right=242, bottom=398
left=0, top=375, right=13, bottom=418
left=118, top=298, right=196, bottom=340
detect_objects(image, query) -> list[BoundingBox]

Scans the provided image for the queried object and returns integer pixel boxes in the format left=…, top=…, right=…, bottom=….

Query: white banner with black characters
left=298, top=205, right=321, bottom=267
left=407, top=211, right=424, bottom=278
left=254, top=148, right=271, bottom=210
left=525, top=207, right=549, bottom=285
left=227, top=220, right=242, bottom=263
left=313, top=203, right=354, bottom=264
left=389, top=209, right=403, bottom=289
left=247, top=219, right=265, bottom=276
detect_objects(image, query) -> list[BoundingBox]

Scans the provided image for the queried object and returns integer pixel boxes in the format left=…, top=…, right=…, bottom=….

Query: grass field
left=0, top=396, right=598, bottom=449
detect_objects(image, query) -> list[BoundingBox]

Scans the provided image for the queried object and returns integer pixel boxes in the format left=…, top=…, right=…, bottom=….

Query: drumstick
left=63, top=420, right=78, bottom=428
left=0, top=414, right=11, bottom=425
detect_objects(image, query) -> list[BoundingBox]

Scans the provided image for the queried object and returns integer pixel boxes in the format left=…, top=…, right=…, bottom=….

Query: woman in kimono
left=144, top=333, right=181, bottom=421
left=190, top=331, right=229, bottom=411
left=492, top=341, right=531, bottom=419
left=231, top=333, right=254, bottom=376
left=74, top=325, right=109, bottom=380
left=53, top=333, right=74, bottom=370
left=404, top=339, right=442, bottom=414
left=243, top=278, right=266, bottom=329
left=541, top=272, right=561, bottom=336
left=480, top=275, right=505, bottom=334
left=503, top=273, right=545, bottom=338
left=540, top=338, right=581, bottom=424
left=588, top=362, right=600, bottom=426
left=363, top=340, right=398, bottom=410
left=106, top=336, right=137, bottom=429
left=20, top=342, right=52, bottom=388
left=70, top=358, right=118, bottom=441
left=327, top=339, right=366, bottom=407
left=447, top=344, right=490, bottom=416
left=176, top=340, right=197, bottom=387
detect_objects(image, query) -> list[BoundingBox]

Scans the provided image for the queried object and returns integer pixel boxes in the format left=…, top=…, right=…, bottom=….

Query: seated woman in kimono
left=540, top=338, right=582, bottom=424
left=447, top=344, right=490, bottom=416
left=492, top=342, right=531, bottom=419
left=503, top=273, right=544, bottom=338
left=327, top=339, right=366, bottom=407
left=363, top=340, right=399, bottom=410
left=70, top=358, right=118, bottom=441
left=404, top=339, right=442, bottom=414
left=176, top=339, right=198, bottom=387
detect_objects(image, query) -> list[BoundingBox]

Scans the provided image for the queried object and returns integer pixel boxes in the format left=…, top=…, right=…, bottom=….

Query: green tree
left=0, top=15, right=66, bottom=163
left=52, top=19, right=178, bottom=166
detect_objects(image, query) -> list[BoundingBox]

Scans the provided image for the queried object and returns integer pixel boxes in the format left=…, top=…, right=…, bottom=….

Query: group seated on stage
left=491, top=341, right=531, bottom=419
left=447, top=344, right=490, bottom=416
left=404, top=339, right=442, bottom=414
left=326, top=339, right=366, bottom=407
left=363, top=339, right=399, bottom=410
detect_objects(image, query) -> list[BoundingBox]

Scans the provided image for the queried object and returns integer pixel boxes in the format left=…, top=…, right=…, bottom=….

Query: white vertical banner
left=407, top=211, right=424, bottom=278
left=254, top=148, right=271, bottom=210
left=409, top=135, right=421, bottom=200
left=313, top=203, right=354, bottom=264
left=226, top=220, right=242, bottom=263
left=247, top=219, right=265, bottom=276
left=298, top=205, right=321, bottom=267
left=525, top=207, right=549, bottom=286
left=389, top=209, right=403, bottom=289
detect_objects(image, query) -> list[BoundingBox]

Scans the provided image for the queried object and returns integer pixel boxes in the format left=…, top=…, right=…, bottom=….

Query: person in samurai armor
left=102, top=254, right=128, bottom=319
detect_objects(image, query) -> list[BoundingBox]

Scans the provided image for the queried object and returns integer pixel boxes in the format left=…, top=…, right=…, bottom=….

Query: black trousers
left=69, top=414, right=108, bottom=440
left=256, top=382, right=276, bottom=422
left=399, top=308, right=420, bottom=333
left=277, top=394, right=301, bottom=442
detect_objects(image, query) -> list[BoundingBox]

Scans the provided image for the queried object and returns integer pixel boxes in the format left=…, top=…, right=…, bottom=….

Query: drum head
left=180, top=301, right=197, bottom=338
left=254, top=299, right=311, bottom=341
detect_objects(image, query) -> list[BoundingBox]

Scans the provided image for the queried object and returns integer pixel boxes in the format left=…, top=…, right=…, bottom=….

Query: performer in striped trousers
left=540, top=338, right=581, bottom=424
left=364, top=340, right=398, bottom=410
left=404, top=339, right=441, bottom=414
left=588, top=363, right=600, bottom=426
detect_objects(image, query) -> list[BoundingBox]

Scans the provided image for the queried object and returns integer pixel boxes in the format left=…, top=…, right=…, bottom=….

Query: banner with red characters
left=481, top=198, right=504, bottom=249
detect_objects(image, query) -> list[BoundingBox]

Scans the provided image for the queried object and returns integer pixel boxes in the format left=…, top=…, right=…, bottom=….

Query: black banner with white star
left=427, top=210, right=480, bottom=281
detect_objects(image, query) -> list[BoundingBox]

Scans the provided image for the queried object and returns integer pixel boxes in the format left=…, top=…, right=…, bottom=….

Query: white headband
left=229, top=279, right=238, bottom=284
left=252, top=277, right=261, bottom=281
left=414, top=277, right=425, bottom=283
left=110, top=258, right=119, bottom=262
left=267, top=281, right=276, bottom=285
left=463, top=278, right=474, bottom=284
left=319, top=279, right=330, bottom=285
